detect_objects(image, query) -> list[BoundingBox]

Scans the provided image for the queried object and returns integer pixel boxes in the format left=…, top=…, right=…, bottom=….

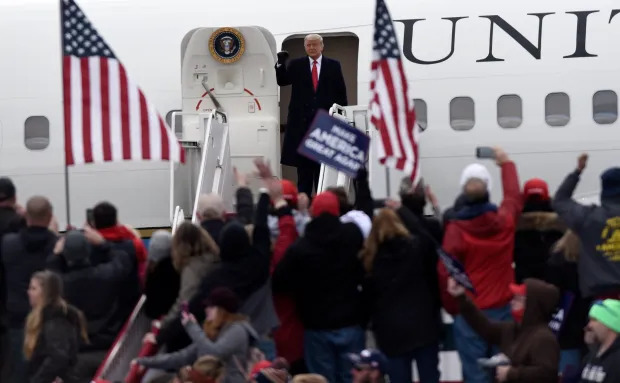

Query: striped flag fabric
left=368, top=0, right=420, bottom=183
left=61, top=0, right=185, bottom=165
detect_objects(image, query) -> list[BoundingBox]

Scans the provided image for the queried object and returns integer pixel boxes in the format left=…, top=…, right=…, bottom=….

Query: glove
left=276, top=51, right=289, bottom=65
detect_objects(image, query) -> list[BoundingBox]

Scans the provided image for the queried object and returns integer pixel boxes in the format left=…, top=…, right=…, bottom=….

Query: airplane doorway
left=279, top=33, right=359, bottom=185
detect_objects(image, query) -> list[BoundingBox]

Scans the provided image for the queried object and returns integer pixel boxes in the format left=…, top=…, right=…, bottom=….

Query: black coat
left=2, top=227, right=57, bottom=328
left=276, top=56, right=347, bottom=167
left=27, top=304, right=83, bottom=383
left=0, top=207, right=25, bottom=332
left=144, top=256, right=180, bottom=320
left=47, top=243, right=134, bottom=351
left=366, top=236, right=440, bottom=357
left=273, top=214, right=365, bottom=330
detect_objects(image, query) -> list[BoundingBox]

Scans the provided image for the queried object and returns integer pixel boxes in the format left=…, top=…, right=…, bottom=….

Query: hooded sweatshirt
left=98, top=225, right=147, bottom=286
left=2, top=226, right=57, bottom=327
left=457, top=278, right=560, bottom=383
left=553, top=170, right=620, bottom=298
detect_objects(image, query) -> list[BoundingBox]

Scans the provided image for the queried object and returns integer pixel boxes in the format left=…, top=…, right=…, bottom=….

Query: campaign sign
left=549, top=291, right=575, bottom=336
left=298, top=110, right=370, bottom=177
left=438, top=247, right=477, bottom=294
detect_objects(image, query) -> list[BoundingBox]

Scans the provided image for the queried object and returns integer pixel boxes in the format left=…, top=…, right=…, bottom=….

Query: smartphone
left=86, top=208, right=94, bottom=226
left=476, top=146, right=495, bottom=159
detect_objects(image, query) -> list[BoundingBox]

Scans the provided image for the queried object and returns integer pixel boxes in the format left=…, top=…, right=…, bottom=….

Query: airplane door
left=180, top=26, right=280, bottom=184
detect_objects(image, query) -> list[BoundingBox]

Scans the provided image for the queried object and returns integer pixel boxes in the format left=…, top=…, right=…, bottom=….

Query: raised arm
left=275, top=51, right=292, bottom=86
left=552, top=154, right=590, bottom=233
left=494, top=148, right=522, bottom=224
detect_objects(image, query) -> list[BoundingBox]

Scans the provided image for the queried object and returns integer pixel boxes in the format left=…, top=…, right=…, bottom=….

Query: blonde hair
left=172, top=222, right=219, bottom=271
left=178, top=355, right=225, bottom=382
left=361, top=208, right=411, bottom=273
left=24, top=271, right=88, bottom=359
left=553, top=230, right=581, bottom=262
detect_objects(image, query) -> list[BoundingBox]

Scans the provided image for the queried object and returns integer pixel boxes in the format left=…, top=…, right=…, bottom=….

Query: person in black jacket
left=196, top=193, right=227, bottom=246
left=275, top=33, right=348, bottom=196
left=144, top=230, right=180, bottom=320
left=546, top=230, right=592, bottom=379
left=24, top=270, right=88, bottom=383
left=514, top=178, right=565, bottom=283
left=0, top=177, right=26, bottom=381
left=2, top=196, right=57, bottom=383
left=362, top=208, right=440, bottom=383
left=273, top=191, right=365, bottom=383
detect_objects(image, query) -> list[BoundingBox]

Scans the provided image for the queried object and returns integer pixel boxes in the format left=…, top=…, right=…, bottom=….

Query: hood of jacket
left=521, top=278, right=560, bottom=328
left=517, top=212, right=566, bottom=232
left=20, top=226, right=56, bottom=252
left=219, top=222, right=251, bottom=263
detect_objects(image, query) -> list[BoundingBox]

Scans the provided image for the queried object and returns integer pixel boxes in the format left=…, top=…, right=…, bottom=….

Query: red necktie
left=312, top=60, right=318, bottom=91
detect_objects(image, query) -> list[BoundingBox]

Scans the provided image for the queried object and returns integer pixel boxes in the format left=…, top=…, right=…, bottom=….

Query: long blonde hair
left=553, top=230, right=581, bottom=262
left=361, top=208, right=411, bottom=273
left=203, top=308, right=247, bottom=341
left=172, top=222, right=220, bottom=271
left=24, top=271, right=89, bottom=359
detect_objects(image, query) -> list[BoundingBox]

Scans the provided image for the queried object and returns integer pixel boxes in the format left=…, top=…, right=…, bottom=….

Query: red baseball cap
left=281, top=180, right=298, bottom=205
left=310, top=191, right=340, bottom=217
left=509, top=283, right=527, bottom=297
left=523, top=178, right=550, bottom=201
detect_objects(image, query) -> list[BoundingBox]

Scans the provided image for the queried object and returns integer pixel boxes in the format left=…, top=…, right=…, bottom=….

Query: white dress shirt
left=309, top=55, right=322, bottom=77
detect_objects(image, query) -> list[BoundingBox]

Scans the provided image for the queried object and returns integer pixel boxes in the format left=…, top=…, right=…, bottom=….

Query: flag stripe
left=139, top=91, right=151, bottom=159
left=80, top=58, right=93, bottom=163
left=100, top=57, right=112, bottom=161
left=63, top=56, right=74, bottom=166
left=70, top=56, right=84, bottom=165
left=147, top=101, right=160, bottom=160
left=159, top=117, right=170, bottom=161
left=108, top=60, right=122, bottom=161
left=119, top=65, right=131, bottom=160
left=128, top=80, right=141, bottom=160
left=89, top=57, right=103, bottom=163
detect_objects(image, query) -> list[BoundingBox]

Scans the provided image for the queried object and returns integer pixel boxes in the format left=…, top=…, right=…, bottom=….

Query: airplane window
left=165, top=110, right=183, bottom=138
left=450, top=97, right=475, bottom=131
left=497, top=95, right=522, bottom=129
left=413, top=99, right=427, bottom=130
left=545, top=93, right=570, bottom=127
left=593, top=90, right=618, bottom=125
left=24, top=116, right=50, bottom=150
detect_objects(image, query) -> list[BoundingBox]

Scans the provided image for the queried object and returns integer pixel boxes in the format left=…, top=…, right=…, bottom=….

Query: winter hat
left=589, top=299, right=620, bottom=333
left=460, top=163, right=492, bottom=192
left=63, top=230, right=91, bottom=267
left=523, top=178, right=550, bottom=201
left=220, top=222, right=251, bottom=262
left=340, top=210, right=372, bottom=239
left=204, top=287, right=240, bottom=313
left=310, top=191, right=340, bottom=217
left=0, top=177, right=16, bottom=202
left=347, top=349, right=389, bottom=375
left=601, top=168, right=620, bottom=198
left=281, top=180, right=298, bottom=206
left=148, top=230, right=172, bottom=263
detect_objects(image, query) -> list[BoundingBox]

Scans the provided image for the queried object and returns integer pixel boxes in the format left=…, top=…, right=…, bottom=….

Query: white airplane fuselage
left=1, top=0, right=619, bottom=228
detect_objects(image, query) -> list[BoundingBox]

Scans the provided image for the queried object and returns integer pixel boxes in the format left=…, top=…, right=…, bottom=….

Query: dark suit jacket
left=276, top=56, right=347, bottom=167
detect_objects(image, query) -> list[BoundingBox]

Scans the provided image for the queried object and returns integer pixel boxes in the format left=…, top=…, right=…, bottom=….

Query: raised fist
left=277, top=51, right=289, bottom=64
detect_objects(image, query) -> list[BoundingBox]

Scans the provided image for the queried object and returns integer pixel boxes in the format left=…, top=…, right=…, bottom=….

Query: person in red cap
left=514, top=178, right=565, bottom=283
left=273, top=191, right=366, bottom=383
left=447, top=277, right=560, bottom=382
left=267, top=180, right=311, bottom=241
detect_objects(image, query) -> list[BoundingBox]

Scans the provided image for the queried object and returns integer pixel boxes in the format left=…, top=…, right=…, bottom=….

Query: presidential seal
left=208, top=27, right=245, bottom=64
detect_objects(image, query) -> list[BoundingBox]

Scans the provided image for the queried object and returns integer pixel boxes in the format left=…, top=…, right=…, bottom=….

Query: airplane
left=4, top=0, right=619, bottom=381
left=2, top=0, right=618, bottom=231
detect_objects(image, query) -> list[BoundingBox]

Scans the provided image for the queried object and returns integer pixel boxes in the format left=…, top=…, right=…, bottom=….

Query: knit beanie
left=601, top=168, right=620, bottom=198
left=148, top=230, right=172, bottom=263
left=589, top=299, right=620, bottom=333
left=204, top=287, right=240, bottom=313
left=64, top=230, right=91, bottom=267
left=460, top=163, right=492, bottom=192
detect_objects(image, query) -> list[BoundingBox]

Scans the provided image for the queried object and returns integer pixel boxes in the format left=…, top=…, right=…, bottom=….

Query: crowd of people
left=0, top=150, right=619, bottom=383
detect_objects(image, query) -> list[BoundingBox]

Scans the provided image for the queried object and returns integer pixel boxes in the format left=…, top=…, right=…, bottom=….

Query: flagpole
left=60, top=0, right=71, bottom=228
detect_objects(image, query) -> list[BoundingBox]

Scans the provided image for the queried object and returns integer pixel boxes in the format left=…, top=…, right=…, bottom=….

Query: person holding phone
left=447, top=277, right=560, bottom=382
left=437, top=147, right=524, bottom=383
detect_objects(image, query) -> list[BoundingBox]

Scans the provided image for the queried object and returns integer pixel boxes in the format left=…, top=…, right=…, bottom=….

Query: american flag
left=61, top=0, right=184, bottom=165
left=368, top=0, right=420, bottom=183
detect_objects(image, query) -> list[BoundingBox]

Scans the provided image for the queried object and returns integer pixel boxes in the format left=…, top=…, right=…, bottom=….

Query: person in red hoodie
left=438, top=146, right=522, bottom=383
